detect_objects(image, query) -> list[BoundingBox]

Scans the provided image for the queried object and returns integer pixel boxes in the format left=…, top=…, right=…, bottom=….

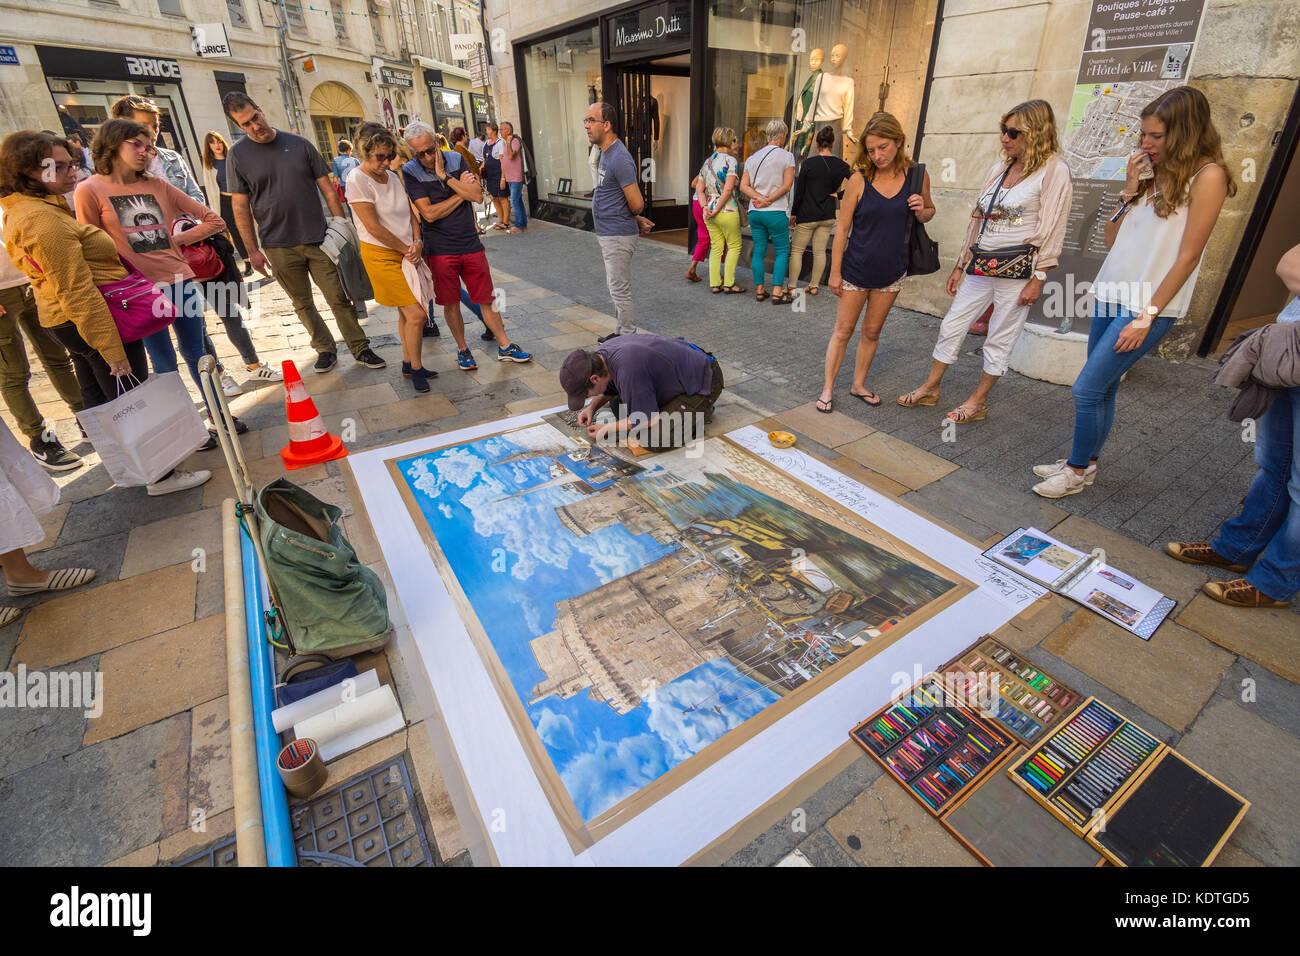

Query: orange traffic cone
left=279, top=360, right=347, bottom=469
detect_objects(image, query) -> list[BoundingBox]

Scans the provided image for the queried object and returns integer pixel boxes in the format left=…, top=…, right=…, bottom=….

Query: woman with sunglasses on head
left=819, top=112, right=933, bottom=411
left=899, top=100, right=1071, bottom=424
left=1033, top=86, right=1234, bottom=498
left=346, top=126, right=435, bottom=393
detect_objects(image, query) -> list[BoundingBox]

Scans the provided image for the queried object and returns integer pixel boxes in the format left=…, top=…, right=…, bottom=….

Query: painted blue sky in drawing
left=399, top=431, right=779, bottom=821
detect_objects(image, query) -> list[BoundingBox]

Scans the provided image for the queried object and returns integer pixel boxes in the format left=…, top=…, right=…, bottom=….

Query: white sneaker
left=220, top=372, right=242, bottom=396
left=147, top=469, right=212, bottom=497
left=1032, top=467, right=1088, bottom=499
left=1033, top=459, right=1096, bottom=485
left=247, top=363, right=283, bottom=382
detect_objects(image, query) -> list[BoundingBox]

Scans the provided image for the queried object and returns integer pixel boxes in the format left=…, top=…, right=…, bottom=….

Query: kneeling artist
left=560, top=333, right=724, bottom=450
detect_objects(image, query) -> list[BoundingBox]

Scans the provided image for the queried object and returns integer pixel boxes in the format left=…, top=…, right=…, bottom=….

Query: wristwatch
left=1032, top=269, right=1047, bottom=281
left=1132, top=304, right=1158, bottom=329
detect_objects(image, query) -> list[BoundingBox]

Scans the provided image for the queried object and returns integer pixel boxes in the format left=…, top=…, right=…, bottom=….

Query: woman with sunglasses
left=345, top=126, right=434, bottom=392
left=1033, top=86, right=1234, bottom=498
left=899, top=100, right=1072, bottom=425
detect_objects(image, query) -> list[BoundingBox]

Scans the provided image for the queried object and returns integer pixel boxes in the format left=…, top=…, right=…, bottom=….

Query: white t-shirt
left=469, top=137, right=486, bottom=163
left=746, top=144, right=796, bottom=213
left=345, top=167, right=413, bottom=247
left=973, top=163, right=1047, bottom=251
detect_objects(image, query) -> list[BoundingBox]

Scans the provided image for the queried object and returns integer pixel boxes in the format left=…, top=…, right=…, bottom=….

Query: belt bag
left=966, top=243, right=1036, bottom=279
left=96, top=264, right=177, bottom=342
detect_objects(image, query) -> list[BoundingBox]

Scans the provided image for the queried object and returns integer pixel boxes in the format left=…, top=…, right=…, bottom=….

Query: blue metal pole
left=241, top=526, right=296, bottom=867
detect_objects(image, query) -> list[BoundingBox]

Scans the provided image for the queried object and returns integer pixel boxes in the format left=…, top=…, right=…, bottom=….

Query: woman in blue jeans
left=1165, top=244, right=1300, bottom=608
left=1033, top=86, right=1234, bottom=499
left=740, top=120, right=796, bottom=304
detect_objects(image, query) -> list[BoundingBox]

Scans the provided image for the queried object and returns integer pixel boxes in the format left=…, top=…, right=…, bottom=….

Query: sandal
left=711, top=286, right=723, bottom=294
left=806, top=286, right=819, bottom=296
left=898, top=389, right=940, bottom=407
left=723, top=286, right=747, bottom=294
left=850, top=389, right=882, bottom=406
left=946, top=403, right=989, bottom=423
left=755, top=288, right=769, bottom=301
left=771, top=292, right=793, bottom=305
left=815, top=398, right=833, bottom=414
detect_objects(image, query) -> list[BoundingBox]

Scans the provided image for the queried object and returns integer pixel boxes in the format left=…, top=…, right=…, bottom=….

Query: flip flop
left=815, top=398, right=833, bottom=414
left=946, top=403, right=989, bottom=423
left=850, top=390, right=882, bottom=406
left=898, top=389, right=940, bottom=407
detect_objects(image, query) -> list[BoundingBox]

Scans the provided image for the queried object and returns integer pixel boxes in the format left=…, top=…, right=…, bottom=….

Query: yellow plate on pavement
left=768, top=430, right=796, bottom=448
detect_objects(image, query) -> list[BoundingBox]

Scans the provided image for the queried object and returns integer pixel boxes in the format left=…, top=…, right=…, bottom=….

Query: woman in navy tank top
left=818, top=113, right=934, bottom=411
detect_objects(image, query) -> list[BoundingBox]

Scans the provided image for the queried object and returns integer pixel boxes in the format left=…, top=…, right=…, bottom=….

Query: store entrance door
left=609, top=55, right=691, bottom=232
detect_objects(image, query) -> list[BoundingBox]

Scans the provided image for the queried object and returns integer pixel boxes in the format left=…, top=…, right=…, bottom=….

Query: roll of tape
left=276, top=738, right=328, bottom=800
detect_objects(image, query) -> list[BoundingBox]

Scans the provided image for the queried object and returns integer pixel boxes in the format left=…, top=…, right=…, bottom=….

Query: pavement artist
left=559, top=332, right=723, bottom=451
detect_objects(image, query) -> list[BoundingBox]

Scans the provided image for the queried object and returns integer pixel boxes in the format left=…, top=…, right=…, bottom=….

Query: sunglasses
left=416, top=147, right=440, bottom=158
left=372, top=153, right=394, bottom=163
left=999, top=125, right=1022, bottom=139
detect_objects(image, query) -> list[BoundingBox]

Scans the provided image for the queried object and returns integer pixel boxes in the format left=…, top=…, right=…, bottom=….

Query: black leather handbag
left=903, top=162, right=941, bottom=276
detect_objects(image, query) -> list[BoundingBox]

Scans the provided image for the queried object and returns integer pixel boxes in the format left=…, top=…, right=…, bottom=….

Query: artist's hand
left=946, top=267, right=963, bottom=297
left=587, top=421, right=614, bottom=442
left=1018, top=276, right=1044, bottom=306
left=577, top=406, right=593, bottom=428
left=1114, top=318, right=1151, bottom=353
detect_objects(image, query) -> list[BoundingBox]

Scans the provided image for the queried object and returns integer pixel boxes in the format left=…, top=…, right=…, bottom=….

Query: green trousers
left=0, top=284, right=83, bottom=440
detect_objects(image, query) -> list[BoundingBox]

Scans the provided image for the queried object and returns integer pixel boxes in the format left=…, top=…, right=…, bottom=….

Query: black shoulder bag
left=902, top=163, right=941, bottom=275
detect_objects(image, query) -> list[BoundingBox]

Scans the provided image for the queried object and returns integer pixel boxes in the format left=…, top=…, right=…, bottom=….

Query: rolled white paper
left=293, top=684, right=405, bottom=762
left=271, top=669, right=381, bottom=734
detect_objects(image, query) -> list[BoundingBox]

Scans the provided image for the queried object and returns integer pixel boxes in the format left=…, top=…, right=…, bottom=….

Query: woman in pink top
left=497, top=122, right=527, bottom=233
left=75, top=119, right=225, bottom=405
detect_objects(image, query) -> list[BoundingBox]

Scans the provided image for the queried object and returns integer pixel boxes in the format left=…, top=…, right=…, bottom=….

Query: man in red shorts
left=401, top=121, right=530, bottom=370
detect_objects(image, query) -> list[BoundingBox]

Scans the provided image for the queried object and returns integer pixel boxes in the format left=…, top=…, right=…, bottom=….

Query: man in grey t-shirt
left=223, top=92, right=384, bottom=374
left=584, top=102, right=645, bottom=339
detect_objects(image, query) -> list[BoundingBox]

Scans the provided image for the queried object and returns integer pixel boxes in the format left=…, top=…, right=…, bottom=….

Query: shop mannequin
left=797, top=43, right=856, bottom=159
left=793, top=48, right=825, bottom=158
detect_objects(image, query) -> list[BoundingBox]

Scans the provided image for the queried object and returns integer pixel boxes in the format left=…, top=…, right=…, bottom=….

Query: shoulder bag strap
left=903, top=163, right=924, bottom=250
left=978, top=163, right=1014, bottom=240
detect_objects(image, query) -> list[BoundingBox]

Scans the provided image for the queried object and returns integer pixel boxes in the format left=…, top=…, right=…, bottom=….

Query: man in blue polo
left=560, top=333, right=723, bottom=451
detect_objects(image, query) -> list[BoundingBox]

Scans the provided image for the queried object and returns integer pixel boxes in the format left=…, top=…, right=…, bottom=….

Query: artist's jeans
left=1211, top=386, right=1300, bottom=601
left=508, top=181, right=527, bottom=229
left=749, top=209, right=790, bottom=288
left=597, top=233, right=639, bottom=333
left=1068, top=300, right=1175, bottom=468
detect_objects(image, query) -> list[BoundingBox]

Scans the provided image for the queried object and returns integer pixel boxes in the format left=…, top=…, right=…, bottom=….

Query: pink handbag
left=97, top=262, right=177, bottom=342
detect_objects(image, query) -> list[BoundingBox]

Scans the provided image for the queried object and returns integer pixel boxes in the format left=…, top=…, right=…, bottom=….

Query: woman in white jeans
left=899, top=100, right=1072, bottom=423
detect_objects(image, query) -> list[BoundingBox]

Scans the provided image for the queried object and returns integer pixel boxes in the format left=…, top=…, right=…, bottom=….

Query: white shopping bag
left=76, top=371, right=209, bottom=487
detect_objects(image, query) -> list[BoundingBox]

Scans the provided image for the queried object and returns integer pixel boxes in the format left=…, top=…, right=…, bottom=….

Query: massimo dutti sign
left=604, top=1, right=690, bottom=63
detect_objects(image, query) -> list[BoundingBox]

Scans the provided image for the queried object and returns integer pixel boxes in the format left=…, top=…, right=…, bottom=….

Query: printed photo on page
left=992, top=528, right=1087, bottom=588
left=1060, top=564, right=1172, bottom=637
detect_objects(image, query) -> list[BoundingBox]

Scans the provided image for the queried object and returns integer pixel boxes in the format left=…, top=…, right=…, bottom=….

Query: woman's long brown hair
left=1136, top=86, right=1237, bottom=218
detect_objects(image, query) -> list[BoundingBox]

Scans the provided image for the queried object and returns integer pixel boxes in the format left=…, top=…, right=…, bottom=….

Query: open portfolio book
left=985, top=528, right=1177, bottom=640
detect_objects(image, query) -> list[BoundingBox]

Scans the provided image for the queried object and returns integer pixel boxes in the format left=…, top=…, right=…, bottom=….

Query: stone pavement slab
left=359, top=393, right=457, bottom=433
left=117, top=506, right=224, bottom=580
left=1176, top=696, right=1300, bottom=867
left=15, top=563, right=197, bottom=671
left=824, top=774, right=980, bottom=866
left=28, top=501, right=69, bottom=554
left=825, top=456, right=912, bottom=499
left=0, top=655, right=95, bottom=780
left=407, top=719, right=468, bottom=862
left=1041, top=613, right=1233, bottom=733
left=85, top=614, right=226, bottom=746
left=58, top=482, right=206, bottom=548
left=989, top=593, right=1078, bottom=652
left=791, top=827, right=859, bottom=866
left=772, top=402, right=875, bottom=449
left=1178, top=594, right=1300, bottom=685
left=1213, top=659, right=1300, bottom=738
left=188, top=695, right=234, bottom=821
left=0, top=713, right=190, bottom=866
left=837, top=431, right=960, bottom=490
left=904, top=467, right=1071, bottom=544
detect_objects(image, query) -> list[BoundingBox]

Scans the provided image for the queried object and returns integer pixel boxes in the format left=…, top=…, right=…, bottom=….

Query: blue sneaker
left=497, top=342, right=532, bottom=363
left=457, top=348, right=478, bottom=370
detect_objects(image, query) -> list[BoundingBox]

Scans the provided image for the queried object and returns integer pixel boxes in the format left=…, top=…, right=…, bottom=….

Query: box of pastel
left=1087, top=749, right=1250, bottom=867
left=1006, top=696, right=1165, bottom=837
left=937, top=636, right=1081, bottom=746
left=850, top=676, right=1015, bottom=819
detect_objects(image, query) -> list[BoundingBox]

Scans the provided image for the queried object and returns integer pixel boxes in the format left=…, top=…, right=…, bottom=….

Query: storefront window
left=706, top=0, right=939, bottom=167
left=520, top=25, right=602, bottom=206
left=430, top=88, right=468, bottom=138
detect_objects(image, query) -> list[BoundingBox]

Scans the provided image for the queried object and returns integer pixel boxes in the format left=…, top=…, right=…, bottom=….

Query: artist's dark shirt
left=600, top=333, right=713, bottom=421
